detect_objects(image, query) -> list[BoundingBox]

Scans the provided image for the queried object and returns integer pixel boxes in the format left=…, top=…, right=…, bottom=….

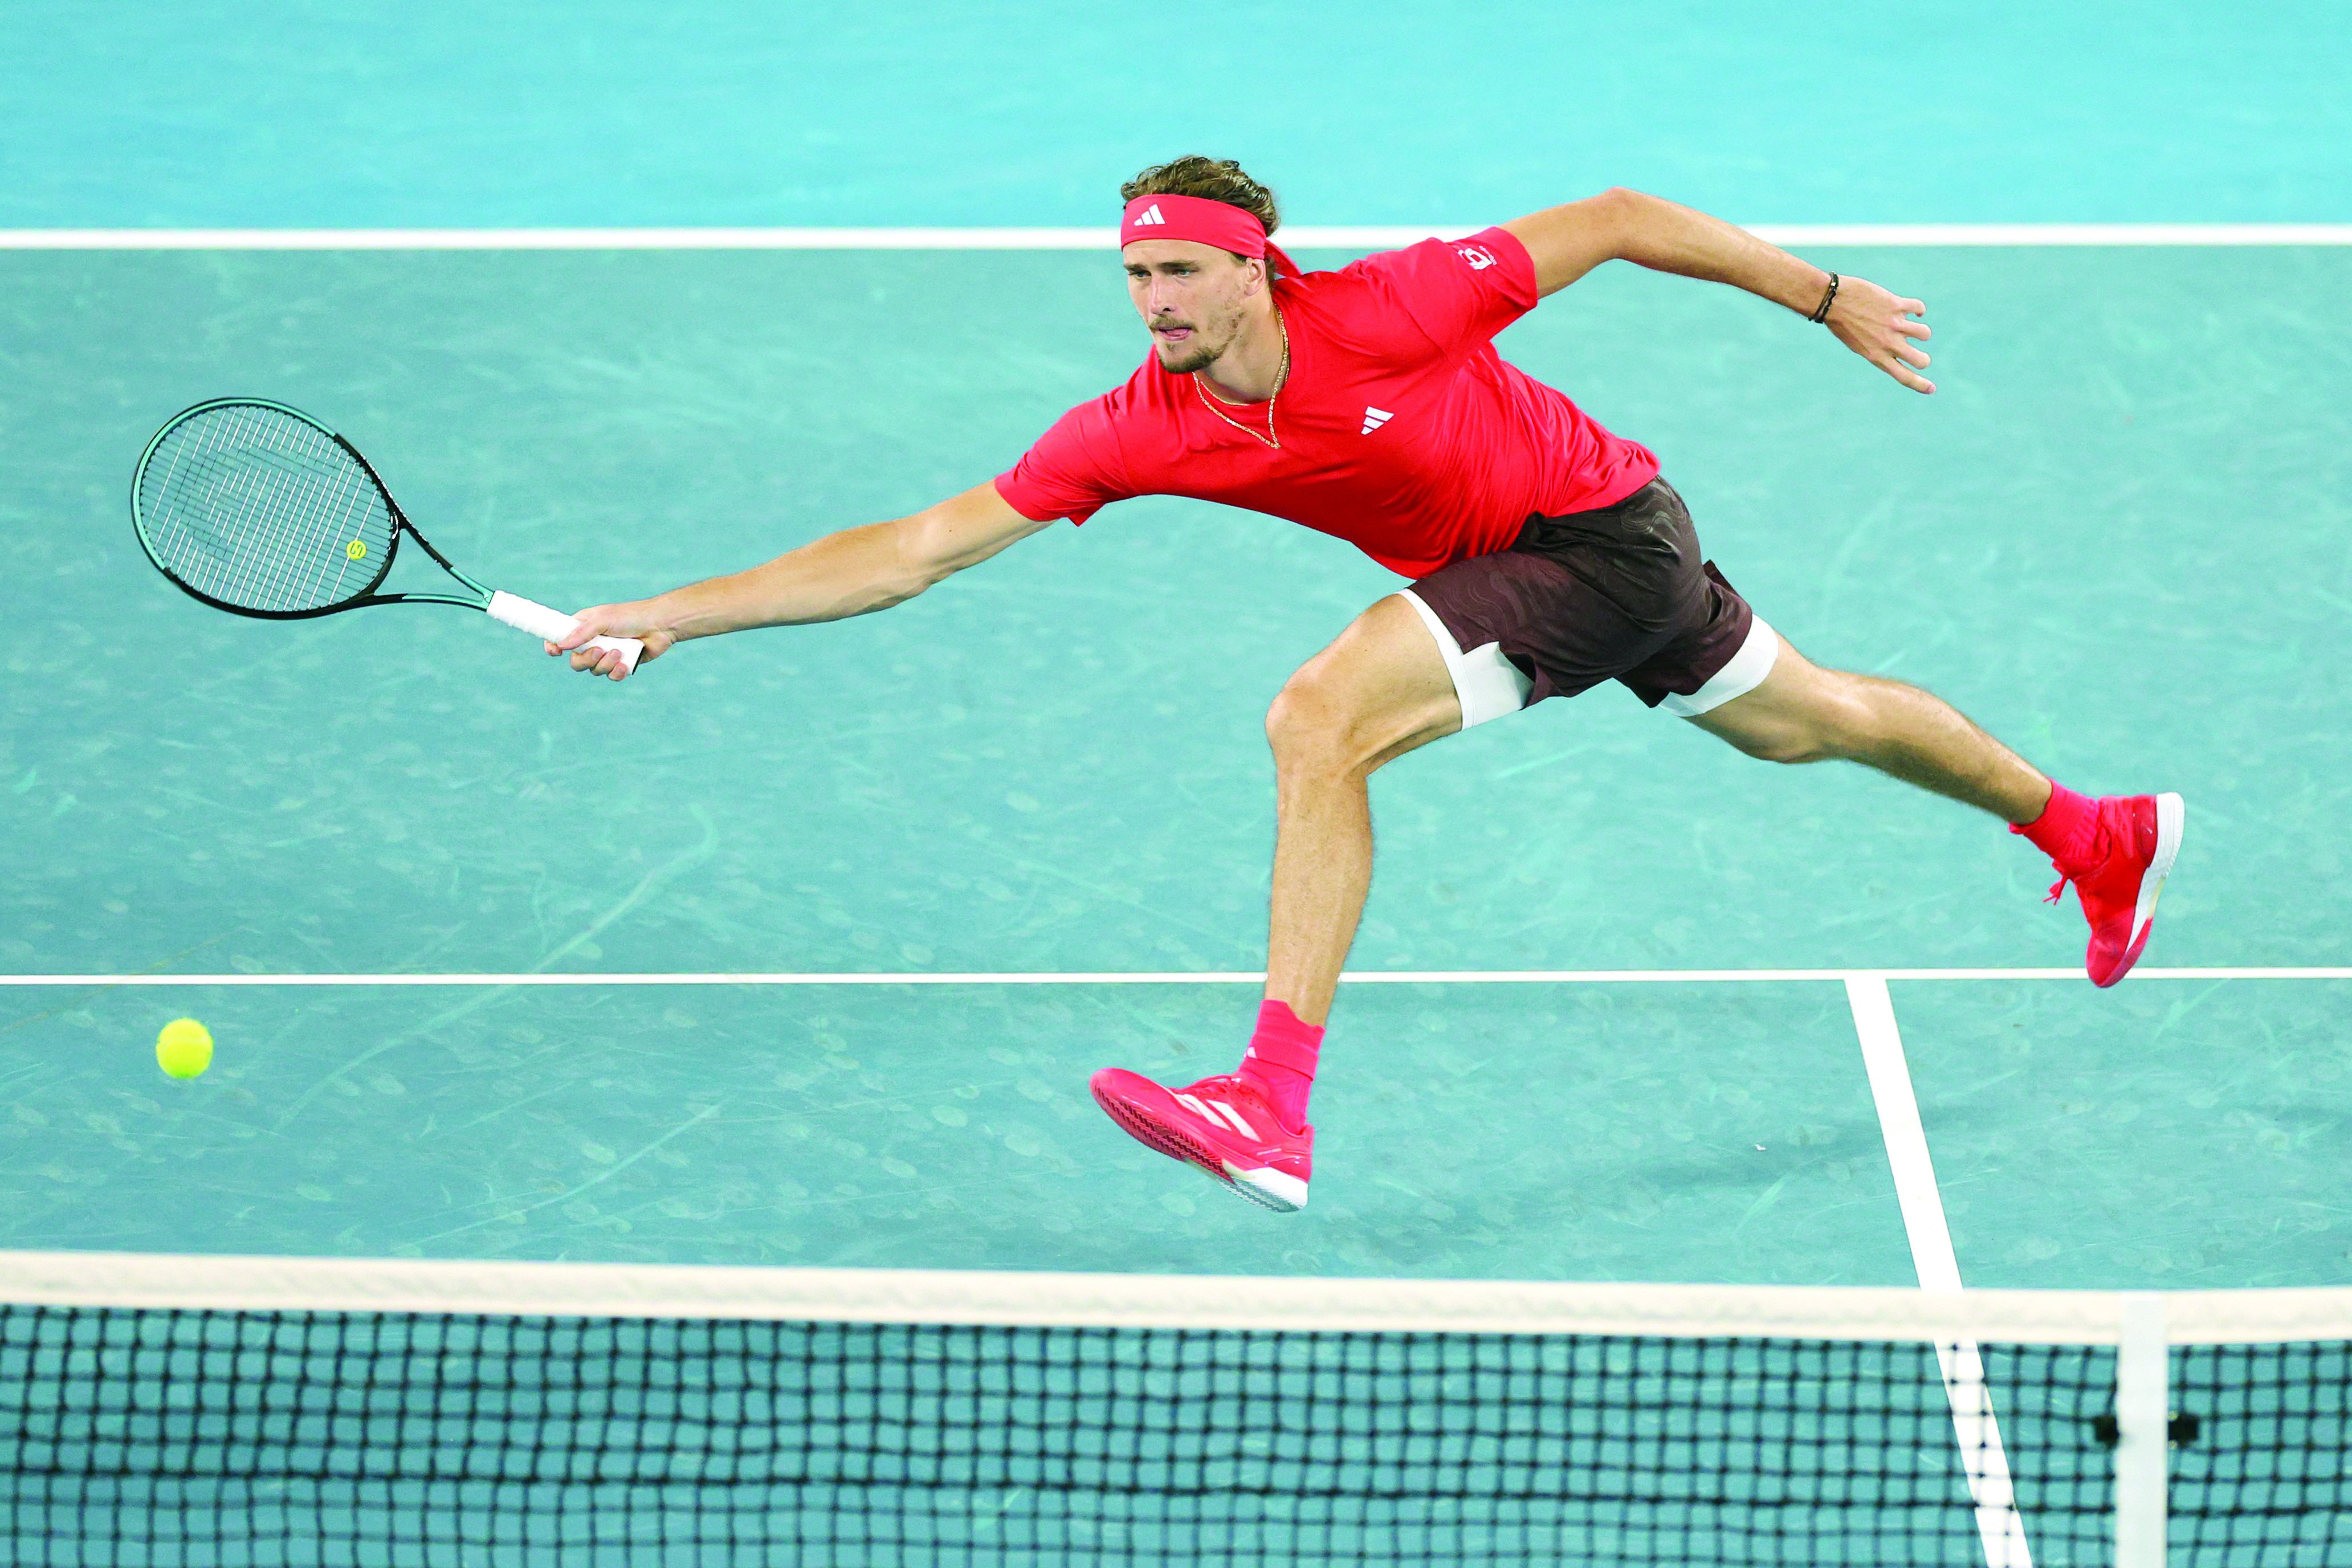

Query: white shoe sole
left=2131, top=792, right=2186, bottom=950
left=1225, top=1161, right=1309, bottom=1212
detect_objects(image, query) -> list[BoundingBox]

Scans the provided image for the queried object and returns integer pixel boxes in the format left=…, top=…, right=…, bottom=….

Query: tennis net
left=2, top=1252, right=2345, bottom=1566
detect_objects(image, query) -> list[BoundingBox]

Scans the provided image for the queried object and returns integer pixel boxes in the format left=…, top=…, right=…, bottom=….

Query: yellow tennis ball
left=156, top=1018, right=213, bottom=1079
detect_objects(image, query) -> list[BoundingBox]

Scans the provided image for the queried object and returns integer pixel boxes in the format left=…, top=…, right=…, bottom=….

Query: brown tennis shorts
left=1398, top=476, right=1778, bottom=728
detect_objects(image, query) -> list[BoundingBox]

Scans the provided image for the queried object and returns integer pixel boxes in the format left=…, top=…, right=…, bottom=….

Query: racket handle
left=487, top=591, right=644, bottom=675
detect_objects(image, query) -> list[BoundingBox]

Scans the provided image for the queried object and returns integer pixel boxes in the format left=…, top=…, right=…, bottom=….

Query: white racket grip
left=487, top=590, right=643, bottom=675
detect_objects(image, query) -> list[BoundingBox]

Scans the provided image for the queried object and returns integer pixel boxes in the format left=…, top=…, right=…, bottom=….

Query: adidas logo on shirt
left=1131, top=203, right=1166, bottom=226
left=1360, top=406, right=1393, bottom=435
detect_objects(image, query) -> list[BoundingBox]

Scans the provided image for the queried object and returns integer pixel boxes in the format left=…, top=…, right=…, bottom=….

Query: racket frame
left=131, top=396, right=495, bottom=621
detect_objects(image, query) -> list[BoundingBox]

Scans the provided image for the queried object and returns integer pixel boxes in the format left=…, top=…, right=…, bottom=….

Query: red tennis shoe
left=2045, top=792, right=2186, bottom=987
left=1089, top=1068, right=1312, bottom=1212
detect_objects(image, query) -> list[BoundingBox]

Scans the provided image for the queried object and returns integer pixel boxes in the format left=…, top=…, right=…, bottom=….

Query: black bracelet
left=1809, top=272, right=1841, bottom=324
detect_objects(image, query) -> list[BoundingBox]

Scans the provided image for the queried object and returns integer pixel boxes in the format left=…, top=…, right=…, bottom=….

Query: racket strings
left=138, top=406, right=399, bottom=614
left=209, top=410, right=382, bottom=608
left=146, top=411, right=356, bottom=607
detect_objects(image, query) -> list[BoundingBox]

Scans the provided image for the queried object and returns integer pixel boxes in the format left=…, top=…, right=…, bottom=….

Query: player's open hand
left=549, top=602, right=675, bottom=681
left=1825, top=275, right=1935, bottom=394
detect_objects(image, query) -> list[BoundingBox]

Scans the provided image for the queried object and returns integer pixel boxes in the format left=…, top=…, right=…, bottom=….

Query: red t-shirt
left=993, top=226, right=1659, bottom=579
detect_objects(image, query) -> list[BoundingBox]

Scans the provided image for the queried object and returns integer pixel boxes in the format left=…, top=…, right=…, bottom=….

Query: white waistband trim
left=1662, top=614, right=1780, bottom=717
left=1395, top=590, right=1532, bottom=729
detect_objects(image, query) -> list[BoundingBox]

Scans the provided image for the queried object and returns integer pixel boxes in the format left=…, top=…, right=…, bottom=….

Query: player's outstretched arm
left=550, top=482, right=1053, bottom=679
left=1501, top=188, right=1935, bottom=394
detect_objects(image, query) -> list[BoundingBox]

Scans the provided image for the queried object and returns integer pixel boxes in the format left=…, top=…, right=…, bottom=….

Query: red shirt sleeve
left=993, top=394, right=1134, bottom=525
left=1339, top=225, right=1539, bottom=357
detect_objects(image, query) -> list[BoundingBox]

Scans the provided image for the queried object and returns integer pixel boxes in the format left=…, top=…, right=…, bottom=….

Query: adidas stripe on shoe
left=1090, top=1068, right=1312, bottom=1212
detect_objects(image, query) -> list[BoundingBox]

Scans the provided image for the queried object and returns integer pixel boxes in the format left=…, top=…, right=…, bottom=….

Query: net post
left=2113, top=1292, right=2168, bottom=1568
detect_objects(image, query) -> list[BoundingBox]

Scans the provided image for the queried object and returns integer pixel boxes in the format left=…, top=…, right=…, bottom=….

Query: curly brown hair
left=1119, top=156, right=1280, bottom=239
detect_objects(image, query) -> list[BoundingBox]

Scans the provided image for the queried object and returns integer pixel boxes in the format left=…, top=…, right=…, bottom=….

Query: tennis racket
left=130, top=397, right=642, bottom=674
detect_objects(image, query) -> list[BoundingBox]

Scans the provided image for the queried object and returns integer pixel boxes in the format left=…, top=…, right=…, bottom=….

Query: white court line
left=3, top=224, right=2350, bottom=250
left=0, top=965, right=2344, bottom=987
left=1847, top=975, right=2032, bottom=1568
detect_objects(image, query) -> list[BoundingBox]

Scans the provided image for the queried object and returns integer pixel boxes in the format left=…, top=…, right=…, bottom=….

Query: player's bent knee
left=1267, top=595, right=1470, bottom=776
left=1264, top=671, right=1355, bottom=769
left=1266, top=663, right=1436, bottom=778
left=1262, top=682, right=1309, bottom=750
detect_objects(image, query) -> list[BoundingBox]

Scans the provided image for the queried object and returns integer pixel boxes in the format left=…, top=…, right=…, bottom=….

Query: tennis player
left=555, top=157, right=2183, bottom=1214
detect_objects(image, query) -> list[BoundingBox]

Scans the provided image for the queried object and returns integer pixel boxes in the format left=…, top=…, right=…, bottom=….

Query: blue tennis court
left=2, top=4, right=2348, bottom=1562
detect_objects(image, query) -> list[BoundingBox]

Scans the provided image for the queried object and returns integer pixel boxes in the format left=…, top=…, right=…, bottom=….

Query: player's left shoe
left=2044, top=792, right=2186, bottom=987
left=1089, top=1068, right=1312, bottom=1212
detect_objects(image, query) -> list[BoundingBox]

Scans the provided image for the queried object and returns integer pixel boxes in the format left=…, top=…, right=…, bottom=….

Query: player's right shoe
left=1089, top=1068, right=1312, bottom=1212
left=2043, top=792, right=2186, bottom=987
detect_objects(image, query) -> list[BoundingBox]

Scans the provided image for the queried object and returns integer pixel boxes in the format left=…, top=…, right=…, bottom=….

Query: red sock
left=1237, top=999, right=1322, bottom=1134
left=2011, top=781, right=2100, bottom=869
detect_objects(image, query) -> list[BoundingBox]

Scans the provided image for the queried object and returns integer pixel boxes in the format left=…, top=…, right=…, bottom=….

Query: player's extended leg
left=1682, top=635, right=2050, bottom=819
left=1689, top=633, right=2183, bottom=983
left=1091, top=594, right=1462, bottom=1211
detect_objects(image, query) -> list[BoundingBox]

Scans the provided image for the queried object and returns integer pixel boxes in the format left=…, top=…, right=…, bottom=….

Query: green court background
left=5, top=1, right=2347, bottom=226
left=2, top=2, right=2349, bottom=1292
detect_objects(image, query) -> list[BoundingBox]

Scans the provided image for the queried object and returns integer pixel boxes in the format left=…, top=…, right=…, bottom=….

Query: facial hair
left=1157, top=336, right=1222, bottom=375
left=1152, top=295, right=1245, bottom=376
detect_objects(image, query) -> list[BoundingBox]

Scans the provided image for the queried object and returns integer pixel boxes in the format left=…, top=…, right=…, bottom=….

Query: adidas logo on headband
left=1131, top=203, right=1165, bottom=226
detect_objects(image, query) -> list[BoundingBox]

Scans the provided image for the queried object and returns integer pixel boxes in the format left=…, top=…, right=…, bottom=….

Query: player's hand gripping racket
left=130, top=398, right=642, bottom=675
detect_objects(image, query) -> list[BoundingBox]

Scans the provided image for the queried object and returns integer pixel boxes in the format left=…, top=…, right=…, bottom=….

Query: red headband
left=1121, top=193, right=1299, bottom=280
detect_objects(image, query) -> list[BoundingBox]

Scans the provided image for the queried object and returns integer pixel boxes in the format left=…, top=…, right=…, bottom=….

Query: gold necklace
left=1191, top=308, right=1290, bottom=450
